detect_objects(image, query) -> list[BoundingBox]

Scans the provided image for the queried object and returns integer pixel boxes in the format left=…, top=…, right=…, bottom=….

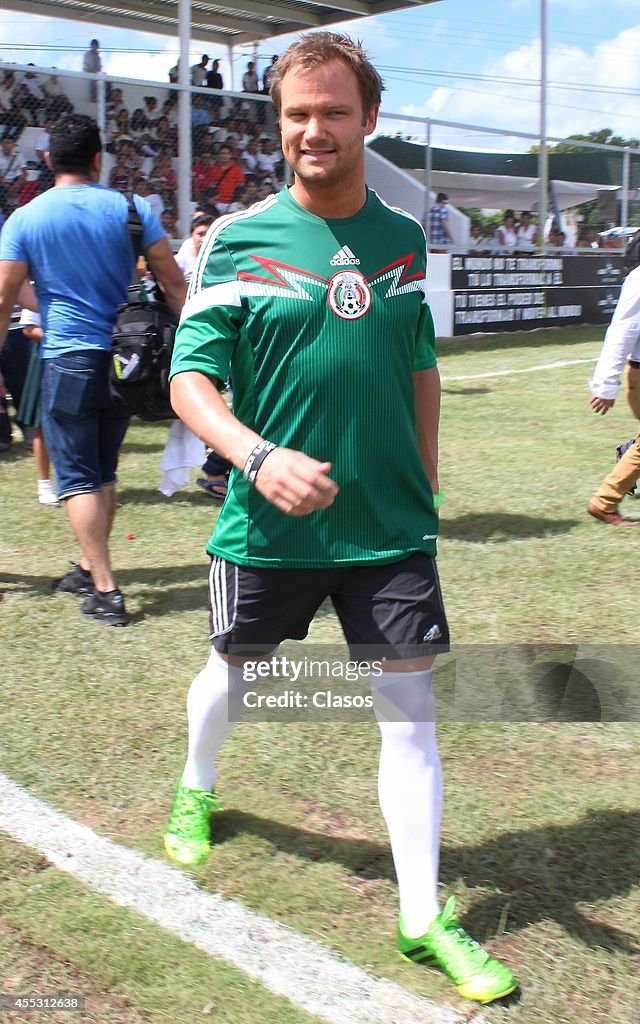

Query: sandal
left=196, top=476, right=228, bottom=500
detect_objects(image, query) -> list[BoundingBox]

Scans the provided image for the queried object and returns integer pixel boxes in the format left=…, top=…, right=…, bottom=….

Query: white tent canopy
left=405, top=169, right=618, bottom=213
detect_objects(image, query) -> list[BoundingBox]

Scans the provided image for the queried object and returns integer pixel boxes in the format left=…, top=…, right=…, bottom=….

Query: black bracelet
left=243, top=440, right=277, bottom=484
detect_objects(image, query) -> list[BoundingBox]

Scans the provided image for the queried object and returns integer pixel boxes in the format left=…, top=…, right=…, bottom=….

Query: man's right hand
left=254, top=447, right=339, bottom=516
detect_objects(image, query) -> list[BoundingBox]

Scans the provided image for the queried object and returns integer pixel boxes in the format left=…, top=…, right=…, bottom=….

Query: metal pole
left=425, top=119, right=432, bottom=239
left=621, top=148, right=630, bottom=229
left=227, top=44, right=235, bottom=91
left=96, top=77, right=107, bottom=185
left=538, top=0, right=548, bottom=249
left=177, top=0, right=192, bottom=238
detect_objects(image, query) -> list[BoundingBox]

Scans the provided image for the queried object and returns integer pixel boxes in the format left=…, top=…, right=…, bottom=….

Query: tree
left=530, top=129, right=640, bottom=154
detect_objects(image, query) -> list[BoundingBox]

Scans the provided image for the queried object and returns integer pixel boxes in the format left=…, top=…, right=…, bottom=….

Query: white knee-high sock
left=372, top=669, right=443, bottom=938
left=182, top=648, right=249, bottom=792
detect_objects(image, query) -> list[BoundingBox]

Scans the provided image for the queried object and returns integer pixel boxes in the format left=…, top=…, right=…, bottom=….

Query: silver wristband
left=242, top=440, right=277, bottom=484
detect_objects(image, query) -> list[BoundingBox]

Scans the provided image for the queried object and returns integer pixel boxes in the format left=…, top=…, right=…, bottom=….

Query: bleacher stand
left=0, top=63, right=286, bottom=238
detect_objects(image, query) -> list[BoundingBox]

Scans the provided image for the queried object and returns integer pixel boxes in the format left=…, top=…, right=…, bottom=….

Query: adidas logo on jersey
left=330, top=245, right=360, bottom=266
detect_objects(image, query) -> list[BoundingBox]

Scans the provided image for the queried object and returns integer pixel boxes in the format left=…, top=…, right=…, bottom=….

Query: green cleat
left=398, top=896, right=517, bottom=1005
left=164, top=778, right=223, bottom=866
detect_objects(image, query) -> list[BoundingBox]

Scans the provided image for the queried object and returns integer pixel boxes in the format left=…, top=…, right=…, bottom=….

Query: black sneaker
left=51, top=562, right=94, bottom=595
left=81, top=588, right=129, bottom=626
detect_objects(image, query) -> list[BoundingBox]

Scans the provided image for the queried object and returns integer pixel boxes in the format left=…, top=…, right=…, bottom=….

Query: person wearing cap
left=428, top=192, right=452, bottom=252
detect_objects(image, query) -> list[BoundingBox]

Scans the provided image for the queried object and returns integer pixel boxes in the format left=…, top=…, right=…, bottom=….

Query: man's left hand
left=590, top=395, right=615, bottom=415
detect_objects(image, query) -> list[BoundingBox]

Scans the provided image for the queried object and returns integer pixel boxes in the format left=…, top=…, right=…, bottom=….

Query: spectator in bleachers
left=134, top=175, right=164, bottom=220
left=16, top=67, right=47, bottom=125
left=577, top=227, right=600, bottom=249
left=0, top=71, right=27, bottom=141
left=191, top=55, right=210, bottom=88
left=240, top=137, right=260, bottom=174
left=83, top=39, right=102, bottom=101
left=225, top=175, right=262, bottom=212
left=206, top=59, right=223, bottom=90
left=467, top=222, right=487, bottom=250
left=257, top=177, right=276, bottom=200
left=515, top=210, right=538, bottom=248
left=150, top=115, right=175, bottom=154
left=495, top=209, right=517, bottom=249
left=108, top=109, right=131, bottom=149
left=119, top=138, right=142, bottom=174
left=160, top=208, right=178, bottom=237
left=34, top=114, right=55, bottom=162
left=208, top=144, right=244, bottom=211
left=547, top=226, right=567, bottom=248
left=175, top=212, right=214, bottom=283
left=106, top=87, right=126, bottom=123
left=148, top=146, right=176, bottom=193
left=108, top=150, right=134, bottom=194
left=262, top=55, right=278, bottom=95
left=231, top=120, right=252, bottom=152
left=42, top=75, right=73, bottom=120
left=192, top=148, right=218, bottom=203
left=162, top=95, right=178, bottom=128
left=168, top=59, right=179, bottom=84
left=143, top=95, right=159, bottom=126
left=129, top=108, right=151, bottom=146
left=242, top=61, right=260, bottom=94
left=191, top=93, right=212, bottom=146
left=256, top=136, right=282, bottom=178
left=0, top=136, right=27, bottom=212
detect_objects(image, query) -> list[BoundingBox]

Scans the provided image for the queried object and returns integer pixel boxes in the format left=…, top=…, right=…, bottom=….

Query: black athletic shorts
left=207, top=552, right=450, bottom=660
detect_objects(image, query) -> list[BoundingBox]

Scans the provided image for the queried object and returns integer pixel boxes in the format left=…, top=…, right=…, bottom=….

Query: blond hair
left=270, top=31, right=384, bottom=122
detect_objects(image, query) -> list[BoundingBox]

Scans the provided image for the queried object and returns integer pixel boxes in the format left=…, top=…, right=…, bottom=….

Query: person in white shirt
left=83, top=39, right=102, bottom=100
left=516, top=211, right=538, bottom=248
left=240, top=137, right=260, bottom=174
left=134, top=176, right=164, bottom=220
left=191, top=56, right=210, bottom=88
left=588, top=262, right=640, bottom=526
left=241, top=62, right=259, bottom=93
left=0, top=136, right=27, bottom=210
left=255, top=137, right=281, bottom=177
left=495, top=210, right=517, bottom=249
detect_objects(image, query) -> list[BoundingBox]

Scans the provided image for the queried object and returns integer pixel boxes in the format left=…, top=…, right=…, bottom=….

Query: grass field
left=1, top=324, right=639, bottom=1024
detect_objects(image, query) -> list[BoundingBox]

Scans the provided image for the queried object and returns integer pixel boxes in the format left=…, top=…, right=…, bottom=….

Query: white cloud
left=395, top=24, right=640, bottom=151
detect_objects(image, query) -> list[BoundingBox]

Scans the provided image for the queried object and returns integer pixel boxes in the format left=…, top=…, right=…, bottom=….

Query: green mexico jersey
left=170, top=186, right=440, bottom=568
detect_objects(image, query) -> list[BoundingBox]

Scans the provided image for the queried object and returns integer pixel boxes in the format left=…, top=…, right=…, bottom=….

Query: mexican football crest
left=327, top=270, right=371, bottom=320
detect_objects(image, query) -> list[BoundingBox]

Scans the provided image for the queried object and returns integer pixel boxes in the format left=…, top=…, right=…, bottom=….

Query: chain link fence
left=1, top=60, right=639, bottom=252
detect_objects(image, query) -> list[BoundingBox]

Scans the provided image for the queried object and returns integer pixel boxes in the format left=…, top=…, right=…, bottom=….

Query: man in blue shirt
left=0, top=114, right=186, bottom=625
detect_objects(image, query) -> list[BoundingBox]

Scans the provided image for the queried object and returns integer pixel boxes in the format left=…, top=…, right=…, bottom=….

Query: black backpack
left=109, top=198, right=178, bottom=421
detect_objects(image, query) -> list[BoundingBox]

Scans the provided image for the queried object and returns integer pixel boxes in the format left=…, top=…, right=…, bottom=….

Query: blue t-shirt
left=0, top=185, right=164, bottom=357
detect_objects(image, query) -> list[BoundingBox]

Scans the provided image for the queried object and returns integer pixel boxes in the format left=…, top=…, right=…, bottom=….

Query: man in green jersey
left=165, top=32, right=516, bottom=1005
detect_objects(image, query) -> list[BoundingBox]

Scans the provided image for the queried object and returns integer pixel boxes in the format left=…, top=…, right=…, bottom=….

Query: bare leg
left=32, top=429, right=50, bottom=481
left=64, top=485, right=118, bottom=592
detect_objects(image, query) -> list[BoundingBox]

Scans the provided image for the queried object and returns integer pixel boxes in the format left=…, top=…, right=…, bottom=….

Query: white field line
left=441, top=356, right=596, bottom=382
left=0, top=774, right=486, bottom=1024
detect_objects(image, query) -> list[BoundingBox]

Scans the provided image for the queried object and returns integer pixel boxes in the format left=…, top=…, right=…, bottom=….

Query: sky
left=1, top=0, right=639, bottom=152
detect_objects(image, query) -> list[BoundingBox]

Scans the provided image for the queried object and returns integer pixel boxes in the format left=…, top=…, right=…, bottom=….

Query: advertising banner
left=450, top=253, right=624, bottom=335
